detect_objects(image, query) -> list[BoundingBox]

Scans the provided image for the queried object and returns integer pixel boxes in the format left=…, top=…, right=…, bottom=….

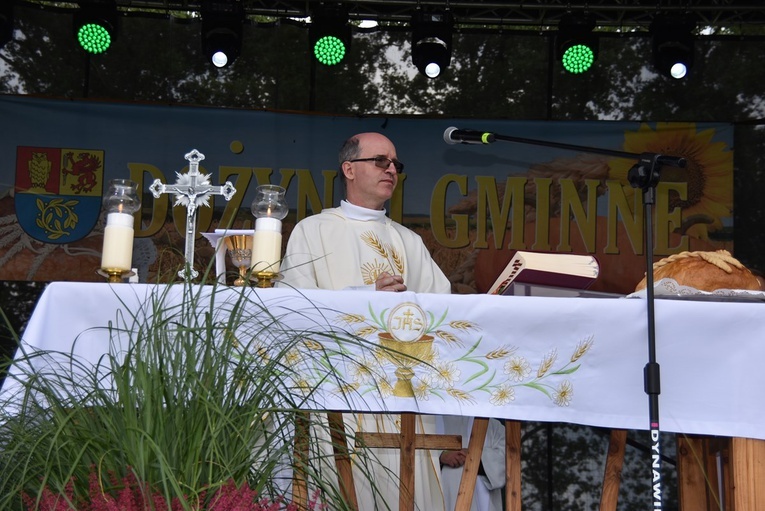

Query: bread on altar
left=634, top=250, right=765, bottom=292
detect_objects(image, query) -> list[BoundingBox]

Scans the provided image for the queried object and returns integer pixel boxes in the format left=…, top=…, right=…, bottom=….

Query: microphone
left=443, top=126, right=496, bottom=145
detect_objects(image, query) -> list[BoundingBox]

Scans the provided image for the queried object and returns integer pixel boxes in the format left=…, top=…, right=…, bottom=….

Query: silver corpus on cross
left=149, top=149, right=236, bottom=281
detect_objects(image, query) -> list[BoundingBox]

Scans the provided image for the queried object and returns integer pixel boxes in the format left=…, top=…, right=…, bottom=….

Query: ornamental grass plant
left=0, top=280, right=389, bottom=510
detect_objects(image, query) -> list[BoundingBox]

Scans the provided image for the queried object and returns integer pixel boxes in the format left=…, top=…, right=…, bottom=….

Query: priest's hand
left=440, top=449, right=467, bottom=468
left=376, top=272, right=406, bottom=292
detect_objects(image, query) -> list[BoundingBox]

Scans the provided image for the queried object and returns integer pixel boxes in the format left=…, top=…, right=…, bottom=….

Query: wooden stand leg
left=454, top=417, right=488, bottom=511
left=731, top=437, right=765, bottom=510
left=327, top=412, right=359, bottom=511
left=399, top=413, right=416, bottom=511
left=599, top=429, right=627, bottom=511
left=677, top=435, right=717, bottom=511
left=505, top=420, right=522, bottom=511
left=292, top=411, right=310, bottom=511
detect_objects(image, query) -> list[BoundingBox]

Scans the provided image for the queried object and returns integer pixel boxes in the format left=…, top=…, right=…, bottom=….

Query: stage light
left=651, top=16, right=695, bottom=80
left=0, top=3, right=12, bottom=49
left=556, top=14, right=598, bottom=74
left=411, top=10, right=453, bottom=79
left=74, top=1, right=118, bottom=55
left=310, top=4, right=351, bottom=66
left=201, top=0, right=244, bottom=68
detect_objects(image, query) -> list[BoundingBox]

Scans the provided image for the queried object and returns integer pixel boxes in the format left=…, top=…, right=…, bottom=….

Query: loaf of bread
left=634, top=250, right=763, bottom=292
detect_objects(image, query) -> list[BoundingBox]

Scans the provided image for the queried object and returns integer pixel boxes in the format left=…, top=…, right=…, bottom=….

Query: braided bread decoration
left=634, top=250, right=763, bottom=292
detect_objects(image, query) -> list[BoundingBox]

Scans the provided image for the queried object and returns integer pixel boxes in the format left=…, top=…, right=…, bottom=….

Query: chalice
left=377, top=333, right=434, bottom=397
left=376, top=303, right=434, bottom=397
left=224, top=234, right=252, bottom=286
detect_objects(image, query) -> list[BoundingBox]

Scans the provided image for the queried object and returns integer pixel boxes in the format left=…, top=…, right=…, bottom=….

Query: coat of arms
left=14, top=146, right=104, bottom=243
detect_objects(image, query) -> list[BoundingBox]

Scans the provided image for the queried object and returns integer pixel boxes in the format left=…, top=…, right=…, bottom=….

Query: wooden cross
left=292, top=412, right=500, bottom=511
left=149, top=149, right=236, bottom=280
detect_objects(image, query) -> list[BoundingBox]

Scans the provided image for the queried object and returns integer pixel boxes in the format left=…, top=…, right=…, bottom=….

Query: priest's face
left=343, top=133, right=400, bottom=210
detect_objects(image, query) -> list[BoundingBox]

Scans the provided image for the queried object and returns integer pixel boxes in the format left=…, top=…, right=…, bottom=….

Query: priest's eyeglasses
left=348, top=156, right=404, bottom=173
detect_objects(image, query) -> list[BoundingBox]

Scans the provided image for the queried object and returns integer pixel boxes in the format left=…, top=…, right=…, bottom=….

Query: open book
left=487, top=251, right=600, bottom=295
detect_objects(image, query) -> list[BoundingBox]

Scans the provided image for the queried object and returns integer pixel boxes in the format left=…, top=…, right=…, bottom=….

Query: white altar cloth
left=3, top=282, right=765, bottom=441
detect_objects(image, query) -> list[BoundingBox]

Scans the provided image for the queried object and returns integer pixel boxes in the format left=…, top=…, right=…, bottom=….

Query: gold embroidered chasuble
left=281, top=201, right=451, bottom=511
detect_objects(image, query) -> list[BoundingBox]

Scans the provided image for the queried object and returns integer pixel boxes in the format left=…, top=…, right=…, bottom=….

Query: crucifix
left=149, top=149, right=236, bottom=280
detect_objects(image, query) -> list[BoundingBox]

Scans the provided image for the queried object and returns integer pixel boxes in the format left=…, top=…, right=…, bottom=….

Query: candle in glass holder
left=100, top=179, right=141, bottom=273
left=101, top=210, right=135, bottom=270
left=251, top=217, right=282, bottom=273
left=250, top=185, right=288, bottom=274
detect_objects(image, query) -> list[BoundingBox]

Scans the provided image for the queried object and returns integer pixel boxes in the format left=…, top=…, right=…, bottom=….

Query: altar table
left=3, top=282, right=765, bottom=510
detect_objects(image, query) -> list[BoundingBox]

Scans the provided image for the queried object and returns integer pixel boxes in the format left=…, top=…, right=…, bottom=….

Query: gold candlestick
left=252, top=270, right=280, bottom=288
left=96, top=268, right=136, bottom=283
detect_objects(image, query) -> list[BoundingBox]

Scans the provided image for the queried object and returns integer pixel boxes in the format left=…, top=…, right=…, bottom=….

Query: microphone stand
left=471, top=130, right=686, bottom=510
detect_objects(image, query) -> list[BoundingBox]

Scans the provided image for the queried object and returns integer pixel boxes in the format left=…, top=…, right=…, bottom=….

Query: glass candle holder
left=101, top=179, right=141, bottom=277
left=250, top=185, right=288, bottom=274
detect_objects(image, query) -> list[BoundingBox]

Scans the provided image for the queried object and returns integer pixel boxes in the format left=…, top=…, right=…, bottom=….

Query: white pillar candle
left=101, top=212, right=134, bottom=271
left=251, top=217, right=282, bottom=273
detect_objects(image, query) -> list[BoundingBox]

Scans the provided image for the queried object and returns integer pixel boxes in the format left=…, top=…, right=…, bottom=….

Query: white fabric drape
left=5, top=282, right=765, bottom=443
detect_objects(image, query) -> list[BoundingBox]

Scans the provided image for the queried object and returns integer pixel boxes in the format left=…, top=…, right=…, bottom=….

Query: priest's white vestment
left=439, top=416, right=506, bottom=511
left=281, top=201, right=451, bottom=511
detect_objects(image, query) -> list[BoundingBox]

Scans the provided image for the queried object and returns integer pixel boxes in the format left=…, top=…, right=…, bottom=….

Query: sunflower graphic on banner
left=14, top=146, right=104, bottom=243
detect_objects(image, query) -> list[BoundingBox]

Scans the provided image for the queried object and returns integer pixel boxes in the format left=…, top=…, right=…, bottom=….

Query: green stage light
left=556, top=14, right=598, bottom=74
left=310, top=4, right=351, bottom=66
left=74, top=2, right=117, bottom=55
left=77, top=22, right=111, bottom=54
left=562, top=43, right=595, bottom=74
left=314, top=34, right=346, bottom=66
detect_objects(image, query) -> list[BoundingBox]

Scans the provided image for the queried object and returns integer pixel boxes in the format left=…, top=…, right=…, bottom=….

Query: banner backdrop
left=0, top=95, right=734, bottom=294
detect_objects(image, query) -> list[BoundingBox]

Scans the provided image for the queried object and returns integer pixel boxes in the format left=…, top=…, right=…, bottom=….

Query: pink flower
left=23, top=468, right=322, bottom=510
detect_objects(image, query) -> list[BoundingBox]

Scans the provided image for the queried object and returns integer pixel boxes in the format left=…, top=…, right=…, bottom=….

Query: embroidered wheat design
left=537, top=349, right=558, bottom=378
left=449, top=320, right=478, bottom=331
left=338, top=313, right=367, bottom=324
left=446, top=388, right=474, bottom=402
left=335, top=382, right=360, bottom=396
left=362, top=231, right=389, bottom=259
left=302, top=339, right=324, bottom=350
left=389, top=245, right=405, bottom=274
left=486, top=346, right=517, bottom=359
left=356, top=326, right=379, bottom=337
left=223, top=328, right=239, bottom=348
left=435, top=330, right=461, bottom=345
left=255, top=346, right=269, bottom=360
left=570, top=335, right=594, bottom=362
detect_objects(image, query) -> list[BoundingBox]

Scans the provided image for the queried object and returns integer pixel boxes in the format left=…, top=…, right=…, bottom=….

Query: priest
left=280, top=131, right=451, bottom=510
left=439, top=416, right=506, bottom=511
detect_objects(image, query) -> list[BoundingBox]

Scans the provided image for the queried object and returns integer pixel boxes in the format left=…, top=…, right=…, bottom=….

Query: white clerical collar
left=341, top=200, right=387, bottom=222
